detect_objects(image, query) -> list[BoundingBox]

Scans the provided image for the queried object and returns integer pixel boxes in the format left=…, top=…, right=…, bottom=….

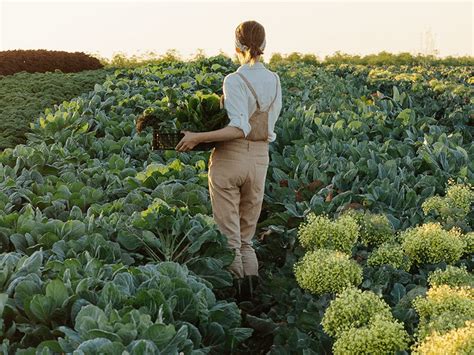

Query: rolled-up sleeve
left=223, top=74, right=251, bottom=137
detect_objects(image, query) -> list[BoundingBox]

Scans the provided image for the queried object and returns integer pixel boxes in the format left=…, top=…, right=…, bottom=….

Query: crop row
left=0, top=55, right=472, bottom=353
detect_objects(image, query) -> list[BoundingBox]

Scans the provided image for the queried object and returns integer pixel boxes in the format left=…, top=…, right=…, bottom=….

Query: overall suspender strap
left=236, top=72, right=279, bottom=112
left=236, top=72, right=261, bottom=110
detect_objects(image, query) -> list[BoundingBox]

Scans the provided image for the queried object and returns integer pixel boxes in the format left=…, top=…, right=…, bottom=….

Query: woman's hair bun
left=235, top=20, right=266, bottom=62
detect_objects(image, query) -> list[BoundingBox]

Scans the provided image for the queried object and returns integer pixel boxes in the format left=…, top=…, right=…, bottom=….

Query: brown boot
left=233, top=278, right=243, bottom=302
left=239, top=275, right=260, bottom=302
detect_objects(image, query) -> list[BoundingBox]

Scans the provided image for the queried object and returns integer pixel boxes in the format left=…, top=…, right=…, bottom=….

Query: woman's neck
left=241, top=57, right=262, bottom=66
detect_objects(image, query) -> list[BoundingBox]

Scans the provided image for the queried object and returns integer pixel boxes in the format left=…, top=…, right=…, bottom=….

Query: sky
left=0, top=0, right=472, bottom=60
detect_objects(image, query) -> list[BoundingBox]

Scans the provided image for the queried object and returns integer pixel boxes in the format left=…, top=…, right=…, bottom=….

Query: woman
left=176, top=20, right=282, bottom=300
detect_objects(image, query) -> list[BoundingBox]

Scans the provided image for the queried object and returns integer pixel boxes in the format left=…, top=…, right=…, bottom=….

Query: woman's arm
left=175, top=126, right=244, bottom=152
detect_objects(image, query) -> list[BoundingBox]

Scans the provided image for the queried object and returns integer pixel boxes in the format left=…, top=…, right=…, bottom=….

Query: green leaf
left=13, top=279, right=42, bottom=309
left=37, top=340, right=63, bottom=352
left=227, top=327, right=253, bottom=342
left=86, top=329, right=122, bottom=343
left=127, top=339, right=159, bottom=354
left=391, top=283, right=406, bottom=304
left=393, top=86, right=400, bottom=102
left=173, top=288, right=199, bottom=323
left=62, top=220, right=86, bottom=239
left=334, top=119, right=345, bottom=130
left=245, top=315, right=276, bottom=334
left=38, top=232, right=60, bottom=248
left=272, top=167, right=288, bottom=182
left=9, top=233, right=27, bottom=252
left=98, top=282, right=125, bottom=308
left=17, top=251, right=43, bottom=276
left=396, top=109, right=412, bottom=126
left=75, top=305, right=107, bottom=334
left=160, top=325, right=189, bottom=353
left=29, top=295, right=55, bottom=323
left=54, top=185, right=71, bottom=200
left=76, top=338, right=113, bottom=352
left=187, top=257, right=232, bottom=288
left=143, top=323, right=176, bottom=347
left=203, top=322, right=226, bottom=349
left=117, top=231, right=143, bottom=251
left=209, top=302, right=241, bottom=329
left=343, top=168, right=358, bottom=182
left=348, top=120, right=363, bottom=130
left=45, top=279, right=68, bottom=308
left=0, top=293, right=7, bottom=316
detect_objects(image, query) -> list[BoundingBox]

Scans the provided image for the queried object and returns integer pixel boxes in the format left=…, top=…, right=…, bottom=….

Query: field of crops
left=0, top=55, right=473, bottom=354
left=0, top=70, right=110, bottom=150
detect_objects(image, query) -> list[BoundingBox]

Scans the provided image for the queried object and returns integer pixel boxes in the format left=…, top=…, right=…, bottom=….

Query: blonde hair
left=235, top=21, right=266, bottom=65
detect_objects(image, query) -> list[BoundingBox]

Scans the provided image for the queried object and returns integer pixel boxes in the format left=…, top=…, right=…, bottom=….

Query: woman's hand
left=176, top=127, right=244, bottom=151
left=175, top=131, right=202, bottom=152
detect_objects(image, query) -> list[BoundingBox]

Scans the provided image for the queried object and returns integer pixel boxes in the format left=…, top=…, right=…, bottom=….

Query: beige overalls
left=208, top=72, right=279, bottom=279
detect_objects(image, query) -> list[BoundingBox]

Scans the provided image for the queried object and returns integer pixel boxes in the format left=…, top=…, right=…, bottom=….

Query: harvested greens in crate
left=136, top=87, right=229, bottom=150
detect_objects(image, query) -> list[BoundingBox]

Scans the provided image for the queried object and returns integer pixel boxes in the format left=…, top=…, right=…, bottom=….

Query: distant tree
left=269, top=53, right=284, bottom=66
left=93, top=49, right=474, bottom=68
left=192, top=49, right=206, bottom=61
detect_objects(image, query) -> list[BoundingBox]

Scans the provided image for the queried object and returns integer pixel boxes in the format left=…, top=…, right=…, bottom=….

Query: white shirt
left=223, top=62, right=282, bottom=142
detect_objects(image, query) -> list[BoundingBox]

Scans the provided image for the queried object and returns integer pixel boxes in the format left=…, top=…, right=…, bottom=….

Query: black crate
left=152, top=130, right=215, bottom=151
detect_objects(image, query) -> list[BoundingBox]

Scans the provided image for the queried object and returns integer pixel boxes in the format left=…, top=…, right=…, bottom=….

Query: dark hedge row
left=0, top=50, right=103, bottom=76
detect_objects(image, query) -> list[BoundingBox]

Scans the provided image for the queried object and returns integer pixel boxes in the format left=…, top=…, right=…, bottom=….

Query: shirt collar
left=237, top=61, right=265, bottom=72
